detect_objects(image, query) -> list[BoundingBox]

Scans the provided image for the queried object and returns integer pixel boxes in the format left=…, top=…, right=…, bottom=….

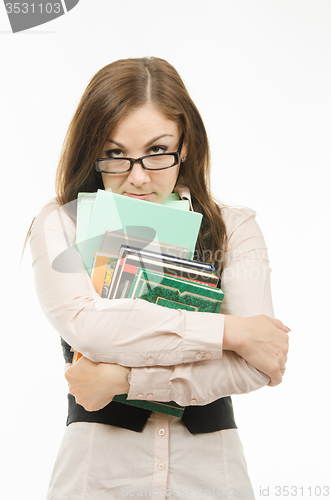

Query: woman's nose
left=127, top=161, right=151, bottom=186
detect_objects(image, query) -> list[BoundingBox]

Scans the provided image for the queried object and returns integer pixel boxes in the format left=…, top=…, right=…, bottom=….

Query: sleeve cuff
left=127, top=366, right=172, bottom=402
left=181, top=310, right=225, bottom=363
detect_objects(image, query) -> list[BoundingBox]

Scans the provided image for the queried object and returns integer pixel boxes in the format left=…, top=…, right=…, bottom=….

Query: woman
left=30, top=57, right=289, bottom=499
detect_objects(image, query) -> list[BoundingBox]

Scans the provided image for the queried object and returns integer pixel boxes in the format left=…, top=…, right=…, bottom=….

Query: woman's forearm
left=33, top=203, right=288, bottom=381
left=66, top=313, right=289, bottom=411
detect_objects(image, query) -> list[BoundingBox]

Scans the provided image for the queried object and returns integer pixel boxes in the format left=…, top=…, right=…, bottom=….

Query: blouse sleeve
left=127, top=206, right=273, bottom=404
left=30, top=199, right=225, bottom=367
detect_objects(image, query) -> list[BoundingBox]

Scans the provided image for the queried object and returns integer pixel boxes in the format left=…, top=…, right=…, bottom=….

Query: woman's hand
left=64, top=357, right=130, bottom=412
left=223, top=315, right=290, bottom=387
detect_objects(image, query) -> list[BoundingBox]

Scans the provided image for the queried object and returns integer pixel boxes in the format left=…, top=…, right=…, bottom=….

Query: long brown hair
left=55, top=57, right=227, bottom=272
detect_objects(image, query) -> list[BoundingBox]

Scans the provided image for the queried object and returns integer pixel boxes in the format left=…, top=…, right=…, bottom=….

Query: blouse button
left=190, top=399, right=197, bottom=405
left=158, top=463, right=165, bottom=470
left=195, top=353, right=203, bottom=360
left=146, top=356, right=155, bottom=364
left=205, top=352, right=212, bottom=358
left=158, top=429, right=166, bottom=436
left=136, top=393, right=144, bottom=398
left=146, top=393, right=154, bottom=400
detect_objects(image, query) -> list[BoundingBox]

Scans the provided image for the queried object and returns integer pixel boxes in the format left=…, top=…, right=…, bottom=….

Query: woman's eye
left=149, top=146, right=167, bottom=155
left=105, top=149, right=124, bottom=158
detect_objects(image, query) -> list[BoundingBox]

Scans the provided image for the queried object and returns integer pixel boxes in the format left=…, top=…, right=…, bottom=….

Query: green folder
left=76, top=192, right=190, bottom=251
left=76, top=193, right=97, bottom=255
left=77, top=190, right=202, bottom=275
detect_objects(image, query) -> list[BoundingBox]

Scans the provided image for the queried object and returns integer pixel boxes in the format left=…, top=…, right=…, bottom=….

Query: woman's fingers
left=251, top=316, right=290, bottom=386
left=63, top=357, right=130, bottom=411
left=266, top=316, right=291, bottom=334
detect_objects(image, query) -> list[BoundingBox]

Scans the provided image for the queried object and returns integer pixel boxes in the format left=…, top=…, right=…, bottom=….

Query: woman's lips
left=124, top=193, right=153, bottom=200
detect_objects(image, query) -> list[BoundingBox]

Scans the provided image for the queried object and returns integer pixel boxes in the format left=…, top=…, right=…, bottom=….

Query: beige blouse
left=30, top=190, right=272, bottom=407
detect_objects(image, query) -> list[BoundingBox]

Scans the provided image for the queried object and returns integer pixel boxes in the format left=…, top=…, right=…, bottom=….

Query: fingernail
left=285, top=326, right=291, bottom=332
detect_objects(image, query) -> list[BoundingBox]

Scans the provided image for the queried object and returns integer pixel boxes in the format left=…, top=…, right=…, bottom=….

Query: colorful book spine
left=109, top=245, right=218, bottom=300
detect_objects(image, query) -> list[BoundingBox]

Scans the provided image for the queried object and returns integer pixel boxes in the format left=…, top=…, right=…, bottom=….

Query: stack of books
left=73, top=190, right=224, bottom=417
left=92, top=244, right=221, bottom=305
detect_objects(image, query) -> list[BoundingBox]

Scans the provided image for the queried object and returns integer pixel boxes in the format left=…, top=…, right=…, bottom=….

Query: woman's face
left=100, top=104, right=187, bottom=204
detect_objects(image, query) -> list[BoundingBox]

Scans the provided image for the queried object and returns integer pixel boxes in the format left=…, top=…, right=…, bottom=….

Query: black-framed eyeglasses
left=95, top=134, right=185, bottom=174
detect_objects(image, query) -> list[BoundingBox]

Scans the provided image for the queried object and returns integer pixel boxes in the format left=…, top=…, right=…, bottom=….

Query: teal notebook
left=77, top=190, right=202, bottom=275
left=76, top=192, right=190, bottom=252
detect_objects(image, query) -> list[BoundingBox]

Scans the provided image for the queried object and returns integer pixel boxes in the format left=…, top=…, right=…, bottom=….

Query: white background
left=1, top=1, right=330, bottom=499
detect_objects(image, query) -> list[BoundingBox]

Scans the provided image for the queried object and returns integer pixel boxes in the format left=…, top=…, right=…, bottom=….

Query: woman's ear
left=180, top=139, right=188, bottom=162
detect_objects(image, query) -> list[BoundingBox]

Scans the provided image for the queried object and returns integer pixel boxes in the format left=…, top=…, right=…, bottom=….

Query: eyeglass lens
left=99, top=154, right=176, bottom=173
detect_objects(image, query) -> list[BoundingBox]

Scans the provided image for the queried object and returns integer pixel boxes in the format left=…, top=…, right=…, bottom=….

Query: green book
left=129, top=268, right=224, bottom=313
left=112, top=394, right=185, bottom=417
left=112, top=268, right=224, bottom=416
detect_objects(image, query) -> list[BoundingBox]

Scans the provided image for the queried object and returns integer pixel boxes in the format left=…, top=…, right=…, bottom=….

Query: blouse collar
left=174, top=183, right=193, bottom=211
